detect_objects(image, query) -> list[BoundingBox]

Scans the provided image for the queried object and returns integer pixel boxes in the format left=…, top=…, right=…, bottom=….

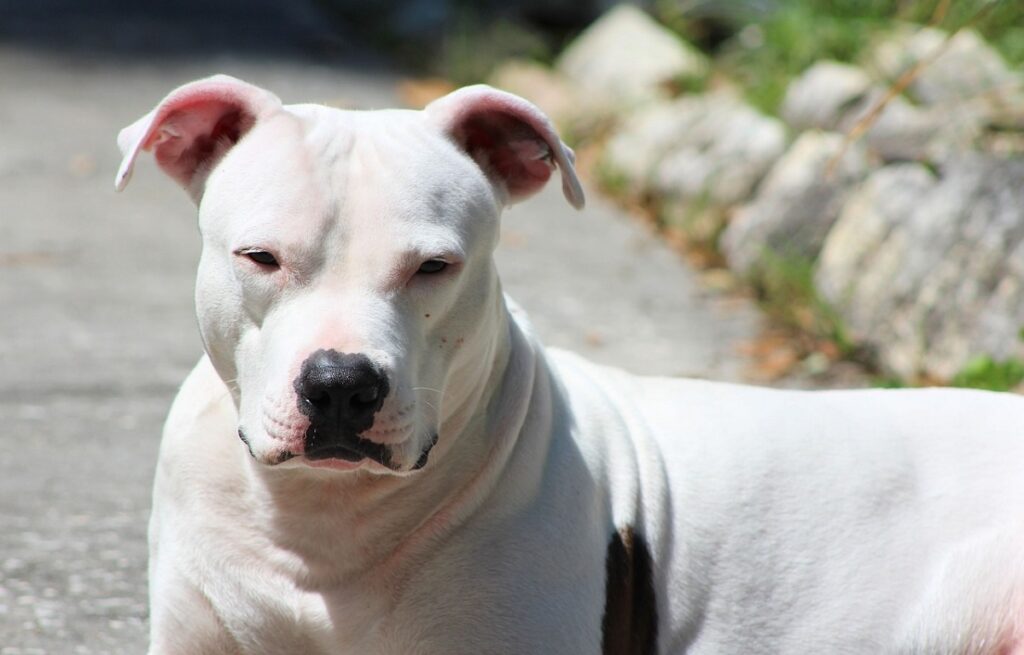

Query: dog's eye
left=240, top=250, right=279, bottom=268
left=417, top=259, right=448, bottom=275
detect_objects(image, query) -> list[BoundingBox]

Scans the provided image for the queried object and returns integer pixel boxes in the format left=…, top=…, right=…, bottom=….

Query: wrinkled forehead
left=201, top=105, right=501, bottom=248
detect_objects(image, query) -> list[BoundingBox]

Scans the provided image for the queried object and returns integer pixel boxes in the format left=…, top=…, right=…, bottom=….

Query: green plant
left=951, top=355, right=1024, bottom=392
left=715, top=1, right=898, bottom=113
left=656, top=191, right=727, bottom=250
left=898, top=0, right=1024, bottom=66
left=595, top=162, right=632, bottom=199
left=655, top=0, right=1024, bottom=114
left=667, top=69, right=713, bottom=96
left=439, top=11, right=552, bottom=86
left=871, top=375, right=907, bottom=388
left=750, top=249, right=855, bottom=354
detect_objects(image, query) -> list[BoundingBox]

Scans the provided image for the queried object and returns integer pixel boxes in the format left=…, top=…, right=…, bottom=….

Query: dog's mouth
left=303, top=429, right=439, bottom=472
left=303, top=424, right=396, bottom=468
left=239, top=426, right=437, bottom=472
left=305, top=437, right=394, bottom=468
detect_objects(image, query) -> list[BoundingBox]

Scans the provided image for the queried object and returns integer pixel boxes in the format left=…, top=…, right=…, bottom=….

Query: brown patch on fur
left=602, top=526, right=657, bottom=655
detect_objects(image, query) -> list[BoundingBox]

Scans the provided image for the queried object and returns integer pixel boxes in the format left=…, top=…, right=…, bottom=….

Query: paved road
left=0, top=5, right=762, bottom=652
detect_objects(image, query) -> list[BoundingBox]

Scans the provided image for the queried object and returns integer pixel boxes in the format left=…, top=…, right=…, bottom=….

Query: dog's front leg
left=147, top=565, right=241, bottom=655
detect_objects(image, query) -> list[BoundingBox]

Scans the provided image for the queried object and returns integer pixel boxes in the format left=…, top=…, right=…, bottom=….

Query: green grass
left=439, top=12, right=554, bottom=86
left=656, top=191, right=728, bottom=250
left=900, top=0, right=1024, bottom=65
left=951, top=355, right=1024, bottom=392
left=595, top=161, right=632, bottom=199
left=658, top=0, right=1024, bottom=115
left=871, top=375, right=907, bottom=388
left=750, top=249, right=856, bottom=354
left=949, top=327, right=1024, bottom=392
left=720, top=2, right=890, bottom=113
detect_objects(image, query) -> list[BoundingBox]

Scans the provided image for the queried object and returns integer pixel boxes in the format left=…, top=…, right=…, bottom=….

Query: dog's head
left=116, top=75, right=583, bottom=474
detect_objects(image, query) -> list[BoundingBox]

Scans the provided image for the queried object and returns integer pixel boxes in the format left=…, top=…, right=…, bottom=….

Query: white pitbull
left=117, top=75, right=1024, bottom=654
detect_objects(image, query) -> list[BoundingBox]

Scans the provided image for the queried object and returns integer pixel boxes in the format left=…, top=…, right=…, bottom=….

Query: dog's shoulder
left=156, top=355, right=245, bottom=512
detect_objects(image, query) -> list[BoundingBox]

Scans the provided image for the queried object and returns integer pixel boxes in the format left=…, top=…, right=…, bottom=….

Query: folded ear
left=425, top=85, right=585, bottom=210
left=115, top=74, right=282, bottom=201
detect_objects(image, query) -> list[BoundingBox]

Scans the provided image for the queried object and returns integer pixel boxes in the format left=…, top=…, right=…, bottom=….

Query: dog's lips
left=299, top=431, right=438, bottom=473
left=303, top=455, right=371, bottom=472
left=304, top=428, right=395, bottom=468
left=304, top=443, right=366, bottom=463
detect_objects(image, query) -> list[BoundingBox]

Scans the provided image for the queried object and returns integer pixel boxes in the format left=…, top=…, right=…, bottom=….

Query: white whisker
left=411, top=386, right=443, bottom=395
left=412, top=387, right=443, bottom=414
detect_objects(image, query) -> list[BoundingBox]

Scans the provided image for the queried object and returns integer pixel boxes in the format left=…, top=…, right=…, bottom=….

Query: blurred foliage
left=871, top=375, right=907, bottom=388
left=951, top=355, right=1024, bottom=392
left=749, top=249, right=855, bottom=355
left=317, top=1, right=1023, bottom=99
left=950, top=328, right=1024, bottom=391
left=440, top=11, right=554, bottom=86
left=595, top=162, right=632, bottom=198
left=655, top=0, right=1024, bottom=114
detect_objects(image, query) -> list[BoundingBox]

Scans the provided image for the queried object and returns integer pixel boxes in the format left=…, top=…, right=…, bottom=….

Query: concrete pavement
left=0, top=8, right=763, bottom=651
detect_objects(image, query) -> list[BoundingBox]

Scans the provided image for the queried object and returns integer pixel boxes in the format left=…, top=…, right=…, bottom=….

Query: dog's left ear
left=425, top=85, right=585, bottom=209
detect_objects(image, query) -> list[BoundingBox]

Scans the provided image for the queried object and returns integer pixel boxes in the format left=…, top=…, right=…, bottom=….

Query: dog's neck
left=243, top=283, right=544, bottom=585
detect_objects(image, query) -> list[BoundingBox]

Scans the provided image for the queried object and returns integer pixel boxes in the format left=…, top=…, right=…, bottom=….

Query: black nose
left=294, top=350, right=389, bottom=448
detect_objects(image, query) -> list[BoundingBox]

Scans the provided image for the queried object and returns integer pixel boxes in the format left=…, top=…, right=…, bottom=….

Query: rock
left=653, top=94, right=787, bottom=206
left=867, top=26, right=1022, bottom=109
left=721, top=131, right=869, bottom=276
left=838, top=90, right=958, bottom=162
left=488, top=60, right=580, bottom=135
left=781, top=58, right=989, bottom=162
left=817, top=156, right=1024, bottom=380
left=781, top=61, right=873, bottom=132
left=600, top=93, right=785, bottom=206
left=599, top=99, right=697, bottom=196
left=556, top=5, right=708, bottom=122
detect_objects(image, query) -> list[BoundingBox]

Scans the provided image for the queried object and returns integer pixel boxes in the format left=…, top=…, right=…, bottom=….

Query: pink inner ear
left=152, top=103, right=252, bottom=188
left=458, top=111, right=554, bottom=200
left=116, top=75, right=282, bottom=197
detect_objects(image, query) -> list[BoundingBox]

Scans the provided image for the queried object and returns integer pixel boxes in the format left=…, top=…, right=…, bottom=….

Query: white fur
left=119, top=77, right=1024, bottom=654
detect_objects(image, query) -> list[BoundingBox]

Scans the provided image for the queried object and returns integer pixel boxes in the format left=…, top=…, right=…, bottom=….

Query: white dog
left=117, top=75, right=1024, bottom=654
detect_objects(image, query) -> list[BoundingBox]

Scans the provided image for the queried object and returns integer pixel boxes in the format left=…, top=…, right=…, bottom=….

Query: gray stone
left=653, top=94, right=787, bottom=206
left=600, top=93, right=785, bottom=205
left=599, top=98, right=697, bottom=195
left=556, top=4, right=708, bottom=121
left=867, top=27, right=1022, bottom=109
left=781, top=61, right=873, bottom=132
left=781, top=58, right=990, bottom=163
left=721, top=131, right=870, bottom=276
left=817, top=157, right=1024, bottom=379
left=838, top=90, right=956, bottom=162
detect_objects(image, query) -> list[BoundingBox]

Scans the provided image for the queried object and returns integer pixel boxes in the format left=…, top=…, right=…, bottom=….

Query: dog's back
left=550, top=348, right=1024, bottom=653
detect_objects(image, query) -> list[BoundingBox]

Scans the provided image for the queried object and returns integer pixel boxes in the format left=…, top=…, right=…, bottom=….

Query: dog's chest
left=211, top=569, right=408, bottom=654
left=216, top=557, right=605, bottom=655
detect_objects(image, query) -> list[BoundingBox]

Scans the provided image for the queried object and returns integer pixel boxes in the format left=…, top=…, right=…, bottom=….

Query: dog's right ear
left=115, top=74, right=282, bottom=202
